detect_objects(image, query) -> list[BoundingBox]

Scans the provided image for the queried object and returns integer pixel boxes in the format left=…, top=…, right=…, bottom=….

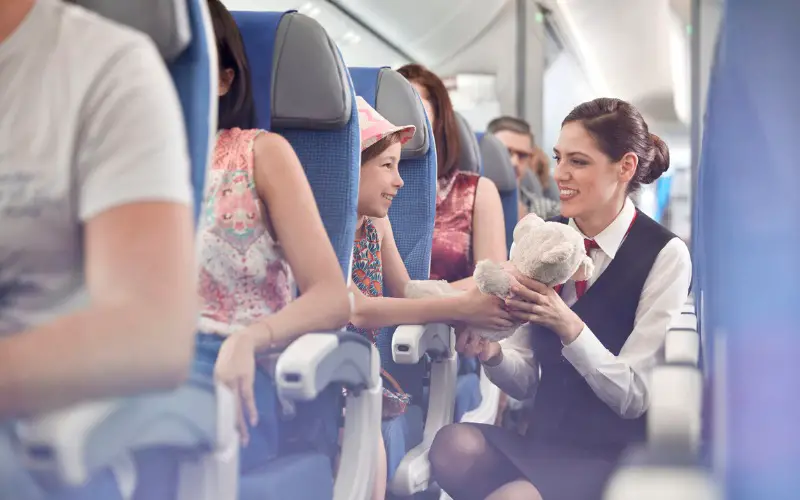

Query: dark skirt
left=466, top=423, right=621, bottom=500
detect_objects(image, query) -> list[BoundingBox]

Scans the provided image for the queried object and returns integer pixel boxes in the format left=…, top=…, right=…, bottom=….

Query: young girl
left=197, top=0, right=350, bottom=471
left=349, top=97, right=515, bottom=499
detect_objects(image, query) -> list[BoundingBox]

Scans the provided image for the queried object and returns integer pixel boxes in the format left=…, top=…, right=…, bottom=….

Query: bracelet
left=263, top=321, right=279, bottom=352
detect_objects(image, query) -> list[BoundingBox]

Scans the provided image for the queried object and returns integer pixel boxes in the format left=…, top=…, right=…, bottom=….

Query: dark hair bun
left=642, top=133, right=670, bottom=184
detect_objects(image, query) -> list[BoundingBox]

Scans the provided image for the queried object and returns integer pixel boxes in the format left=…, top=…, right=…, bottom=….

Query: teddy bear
left=405, top=213, right=594, bottom=342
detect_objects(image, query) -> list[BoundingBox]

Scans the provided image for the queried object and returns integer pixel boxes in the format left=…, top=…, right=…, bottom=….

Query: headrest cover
left=374, top=69, right=430, bottom=158
left=271, top=13, right=352, bottom=129
left=456, top=113, right=481, bottom=173
left=480, top=134, right=517, bottom=192
left=75, top=0, right=191, bottom=61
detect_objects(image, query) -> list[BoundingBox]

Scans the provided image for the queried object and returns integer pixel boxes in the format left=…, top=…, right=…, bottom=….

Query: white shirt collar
left=569, top=197, right=636, bottom=259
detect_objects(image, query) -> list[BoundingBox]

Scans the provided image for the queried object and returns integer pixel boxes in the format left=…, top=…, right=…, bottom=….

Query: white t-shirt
left=0, top=0, right=193, bottom=335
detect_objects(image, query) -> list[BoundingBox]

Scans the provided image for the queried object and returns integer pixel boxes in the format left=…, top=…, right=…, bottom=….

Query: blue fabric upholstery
left=351, top=67, right=437, bottom=483
left=233, top=11, right=359, bottom=279
left=230, top=10, right=359, bottom=500
left=696, top=2, right=800, bottom=495
left=168, top=0, right=215, bottom=225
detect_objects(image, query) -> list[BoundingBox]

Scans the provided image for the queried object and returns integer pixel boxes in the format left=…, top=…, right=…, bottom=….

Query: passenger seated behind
left=348, top=97, right=515, bottom=499
left=0, top=0, right=196, bottom=417
left=196, top=0, right=349, bottom=470
left=486, top=116, right=561, bottom=221
left=398, top=64, right=507, bottom=289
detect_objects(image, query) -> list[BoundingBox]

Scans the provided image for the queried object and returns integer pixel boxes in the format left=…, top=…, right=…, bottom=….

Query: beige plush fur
left=405, top=213, right=593, bottom=342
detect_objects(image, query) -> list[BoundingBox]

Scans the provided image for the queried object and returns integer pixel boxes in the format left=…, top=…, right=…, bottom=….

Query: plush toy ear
left=513, top=213, right=546, bottom=242
left=540, top=242, right=573, bottom=264
left=571, top=255, right=595, bottom=282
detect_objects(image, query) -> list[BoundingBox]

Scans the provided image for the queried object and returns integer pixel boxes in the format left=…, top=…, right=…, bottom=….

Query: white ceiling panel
left=222, top=0, right=409, bottom=67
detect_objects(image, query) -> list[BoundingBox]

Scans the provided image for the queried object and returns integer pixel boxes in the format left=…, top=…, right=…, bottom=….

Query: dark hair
left=397, top=64, right=460, bottom=178
left=562, top=98, right=669, bottom=192
left=361, top=133, right=402, bottom=165
left=486, top=116, right=534, bottom=142
left=207, top=0, right=256, bottom=130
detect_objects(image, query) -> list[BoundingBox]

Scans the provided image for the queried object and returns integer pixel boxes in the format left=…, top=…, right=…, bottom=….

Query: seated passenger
left=348, top=97, right=515, bottom=499
left=430, top=98, right=692, bottom=500
left=397, top=64, right=506, bottom=289
left=195, top=0, right=349, bottom=469
left=0, top=0, right=196, bottom=417
left=486, top=116, right=561, bottom=220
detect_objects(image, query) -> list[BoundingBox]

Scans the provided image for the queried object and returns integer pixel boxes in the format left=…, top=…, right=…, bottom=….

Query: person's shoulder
left=56, top=2, right=158, bottom=58
left=371, top=216, right=391, bottom=241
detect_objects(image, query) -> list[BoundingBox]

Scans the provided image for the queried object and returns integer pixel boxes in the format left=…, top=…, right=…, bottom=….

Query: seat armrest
left=647, top=363, right=703, bottom=454
left=665, top=327, right=701, bottom=366
left=275, top=331, right=379, bottom=401
left=389, top=324, right=457, bottom=495
left=604, top=445, right=719, bottom=500
left=275, top=331, right=382, bottom=500
left=392, top=323, right=452, bottom=364
left=15, top=373, right=231, bottom=491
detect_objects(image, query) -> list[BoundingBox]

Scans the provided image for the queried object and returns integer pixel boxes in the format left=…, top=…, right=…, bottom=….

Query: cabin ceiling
left=224, top=0, right=693, bottom=129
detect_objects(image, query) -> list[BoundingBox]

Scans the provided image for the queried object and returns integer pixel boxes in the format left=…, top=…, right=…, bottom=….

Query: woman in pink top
left=195, top=0, right=350, bottom=471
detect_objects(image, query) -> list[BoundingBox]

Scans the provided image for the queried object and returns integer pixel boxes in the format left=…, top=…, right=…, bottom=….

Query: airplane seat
left=476, top=132, right=517, bottom=254
left=349, top=67, right=455, bottom=497
left=231, top=11, right=380, bottom=500
left=455, top=113, right=483, bottom=176
left=13, top=2, right=239, bottom=500
left=603, top=295, right=717, bottom=499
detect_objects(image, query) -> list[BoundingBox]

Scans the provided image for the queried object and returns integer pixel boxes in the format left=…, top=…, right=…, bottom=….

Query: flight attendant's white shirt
left=0, top=0, right=192, bottom=335
left=485, top=198, right=692, bottom=418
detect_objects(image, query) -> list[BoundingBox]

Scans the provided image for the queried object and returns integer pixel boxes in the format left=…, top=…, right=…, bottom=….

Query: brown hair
left=562, top=98, right=669, bottom=192
left=486, top=116, right=534, bottom=142
left=207, top=0, right=256, bottom=130
left=361, top=133, right=402, bottom=165
left=397, top=64, right=461, bottom=178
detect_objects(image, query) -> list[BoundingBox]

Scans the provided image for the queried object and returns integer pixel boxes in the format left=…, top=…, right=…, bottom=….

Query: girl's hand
left=459, top=286, right=515, bottom=330
left=214, top=333, right=259, bottom=446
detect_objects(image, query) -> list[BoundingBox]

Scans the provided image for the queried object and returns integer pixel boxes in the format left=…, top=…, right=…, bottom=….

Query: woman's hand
left=214, top=333, right=259, bottom=446
left=455, top=327, right=503, bottom=364
left=504, top=274, right=585, bottom=344
left=459, top=286, right=516, bottom=330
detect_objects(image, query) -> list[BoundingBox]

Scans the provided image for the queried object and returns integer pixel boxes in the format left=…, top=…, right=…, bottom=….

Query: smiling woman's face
left=553, top=122, right=636, bottom=220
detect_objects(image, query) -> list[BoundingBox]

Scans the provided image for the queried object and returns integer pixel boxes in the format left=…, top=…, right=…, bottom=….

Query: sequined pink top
left=430, top=170, right=480, bottom=282
left=196, top=128, right=294, bottom=336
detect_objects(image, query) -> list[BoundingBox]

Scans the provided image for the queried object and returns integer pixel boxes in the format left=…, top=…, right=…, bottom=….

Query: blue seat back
left=233, top=11, right=359, bottom=277
left=456, top=113, right=483, bottom=175
left=477, top=132, right=517, bottom=253
left=697, top=1, right=800, bottom=495
left=350, top=67, right=437, bottom=400
left=168, top=0, right=215, bottom=225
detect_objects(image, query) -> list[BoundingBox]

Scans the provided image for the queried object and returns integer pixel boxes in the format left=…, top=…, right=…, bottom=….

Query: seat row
left=7, top=3, right=520, bottom=500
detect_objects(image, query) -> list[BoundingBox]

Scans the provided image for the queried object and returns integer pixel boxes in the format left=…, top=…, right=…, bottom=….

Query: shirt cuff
left=561, top=325, right=616, bottom=377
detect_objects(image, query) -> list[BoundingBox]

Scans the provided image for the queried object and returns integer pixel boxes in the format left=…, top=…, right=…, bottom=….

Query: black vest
left=527, top=210, right=676, bottom=454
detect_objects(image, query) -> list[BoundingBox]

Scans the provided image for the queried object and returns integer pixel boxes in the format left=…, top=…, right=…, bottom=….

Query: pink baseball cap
left=357, top=96, right=416, bottom=152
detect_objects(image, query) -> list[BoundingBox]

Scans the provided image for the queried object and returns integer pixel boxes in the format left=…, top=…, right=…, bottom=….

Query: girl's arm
left=450, top=177, right=508, bottom=291
left=245, top=133, right=351, bottom=351
left=349, top=217, right=468, bottom=330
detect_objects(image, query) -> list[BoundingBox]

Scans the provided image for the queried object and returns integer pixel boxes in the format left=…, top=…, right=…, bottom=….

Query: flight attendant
left=428, top=97, right=692, bottom=500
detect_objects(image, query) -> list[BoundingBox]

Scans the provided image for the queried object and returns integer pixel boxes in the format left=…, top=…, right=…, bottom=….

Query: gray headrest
left=75, top=0, right=191, bottom=62
left=375, top=69, right=430, bottom=159
left=456, top=113, right=481, bottom=173
left=480, top=134, right=517, bottom=192
left=520, top=169, right=544, bottom=196
left=271, top=13, right=352, bottom=129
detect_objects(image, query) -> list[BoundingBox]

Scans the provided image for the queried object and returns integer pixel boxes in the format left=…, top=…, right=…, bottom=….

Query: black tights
left=429, top=424, right=543, bottom=500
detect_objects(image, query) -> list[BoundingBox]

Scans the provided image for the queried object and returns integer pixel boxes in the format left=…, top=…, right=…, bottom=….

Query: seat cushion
left=240, top=453, right=334, bottom=500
